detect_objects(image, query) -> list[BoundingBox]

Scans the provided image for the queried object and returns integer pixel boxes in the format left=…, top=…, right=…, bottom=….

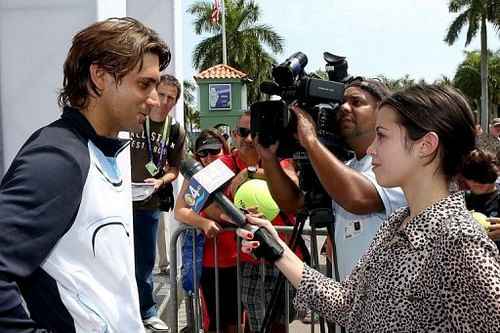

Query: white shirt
left=332, top=154, right=406, bottom=280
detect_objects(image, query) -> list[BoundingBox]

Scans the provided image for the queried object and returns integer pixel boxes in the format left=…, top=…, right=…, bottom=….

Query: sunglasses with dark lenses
left=236, top=127, right=252, bottom=137
left=196, top=148, right=221, bottom=158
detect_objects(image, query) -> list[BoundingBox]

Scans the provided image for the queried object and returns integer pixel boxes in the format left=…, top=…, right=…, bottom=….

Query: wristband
left=247, top=166, right=257, bottom=179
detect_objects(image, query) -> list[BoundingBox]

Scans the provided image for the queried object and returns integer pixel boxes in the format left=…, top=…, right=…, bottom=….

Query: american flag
left=211, top=0, right=220, bottom=23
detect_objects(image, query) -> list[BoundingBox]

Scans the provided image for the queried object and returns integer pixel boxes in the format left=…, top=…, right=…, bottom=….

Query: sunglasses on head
left=345, top=76, right=386, bottom=100
left=236, top=127, right=252, bottom=137
left=196, top=148, right=221, bottom=158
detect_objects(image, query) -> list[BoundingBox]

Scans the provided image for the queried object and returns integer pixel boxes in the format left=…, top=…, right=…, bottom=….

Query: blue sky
left=181, top=0, right=500, bottom=83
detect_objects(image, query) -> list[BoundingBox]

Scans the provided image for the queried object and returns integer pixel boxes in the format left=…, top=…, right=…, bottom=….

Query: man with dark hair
left=0, top=17, right=170, bottom=332
left=130, top=73, right=185, bottom=332
left=290, top=78, right=406, bottom=280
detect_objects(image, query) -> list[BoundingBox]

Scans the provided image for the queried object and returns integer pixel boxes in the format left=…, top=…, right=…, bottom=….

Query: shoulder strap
left=169, top=121, right=180, bottom=144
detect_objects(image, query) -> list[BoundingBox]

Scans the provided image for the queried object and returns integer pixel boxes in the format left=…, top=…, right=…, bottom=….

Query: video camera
left=250, top=51, right=355, bottom=216
left=250, top=51, right=353, bottom=160
left=250, top=52, right=350, bottom=159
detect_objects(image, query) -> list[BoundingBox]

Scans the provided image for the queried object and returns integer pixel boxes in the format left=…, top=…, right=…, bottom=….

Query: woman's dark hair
left=461, top=133, right=500, bottom=184
left=194, top=129, right=231, bottom=162
left=58, top=17, right=171, bottom=109
left=380, top=84, right=476, bottom=180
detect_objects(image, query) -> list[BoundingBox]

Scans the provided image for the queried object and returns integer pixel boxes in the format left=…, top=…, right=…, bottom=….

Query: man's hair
left=461, top=134, right=500, bottom=184
left=158, top=74, right=182, bottom=102
left=58, top=17, right=171, bottom=109
left=237, top=109, right=251, bottom=123
left=345, top=77, right=391, bottom=102
left=380, top=84, right=476, bottom=180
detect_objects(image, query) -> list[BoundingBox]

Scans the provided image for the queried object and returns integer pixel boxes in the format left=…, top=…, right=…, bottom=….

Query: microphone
left=180, top=159, right=284, bottom=262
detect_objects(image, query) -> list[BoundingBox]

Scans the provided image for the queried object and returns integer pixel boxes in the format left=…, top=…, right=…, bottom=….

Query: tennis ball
left=472, top=211, right=490, bottom=230
left=234, top=179, right=280, bottom=221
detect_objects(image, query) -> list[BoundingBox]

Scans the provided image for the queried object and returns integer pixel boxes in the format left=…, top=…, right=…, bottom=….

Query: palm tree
left=444, top=0, right=500, bottom=130
left=454, top=49, right=500, bottom=121
left=377, top=74, right=418, bottom=91
left=454, top=51, right=482, bottom=102
left=187, top=0, right=285, bottom=103
left=183, top=80, right=200, bottom=132
left=489, top=49, right=500, bottom=117
left=433, top=74, right=454, bottom=85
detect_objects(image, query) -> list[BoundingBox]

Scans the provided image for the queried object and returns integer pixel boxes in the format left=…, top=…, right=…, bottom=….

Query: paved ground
left=151, top=266, right=326, bottom=333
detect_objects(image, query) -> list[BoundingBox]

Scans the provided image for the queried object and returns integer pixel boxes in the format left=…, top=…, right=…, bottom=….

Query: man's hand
left=144, top=177, right=164, bottom=192
left=228, top=168, right=266, bottom=198
left=254, top=134, right=279, bottom=161
left=488, top=217, right=500, bottom=241
left=291, top=105, right=318, bottom=150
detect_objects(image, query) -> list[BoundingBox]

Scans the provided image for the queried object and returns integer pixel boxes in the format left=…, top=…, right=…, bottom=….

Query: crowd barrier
left=168, top=223, right=329, bottom=333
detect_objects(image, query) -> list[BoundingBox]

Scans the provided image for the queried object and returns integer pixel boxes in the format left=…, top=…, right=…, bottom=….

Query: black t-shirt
left=465, top=189, right=500, bottom=249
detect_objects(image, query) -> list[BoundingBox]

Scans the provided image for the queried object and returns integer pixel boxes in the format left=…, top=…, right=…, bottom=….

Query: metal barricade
left=168, top=223, right=328, bottom=333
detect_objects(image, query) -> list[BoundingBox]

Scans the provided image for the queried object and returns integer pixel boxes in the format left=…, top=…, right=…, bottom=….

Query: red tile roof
left=194, top=64, right=247, bottom=80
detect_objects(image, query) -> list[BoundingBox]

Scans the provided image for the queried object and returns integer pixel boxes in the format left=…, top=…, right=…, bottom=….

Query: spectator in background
left=174, top=129, right=242, bottom=333
left=219, top=110, right=306, bottom=333
left=130, top=74, right=186, bottom=332
left=490, top=117, right=500, bottom=139
left=462, top=133, right=500, bottom=249
left=154, top=75, right=184, bottom=277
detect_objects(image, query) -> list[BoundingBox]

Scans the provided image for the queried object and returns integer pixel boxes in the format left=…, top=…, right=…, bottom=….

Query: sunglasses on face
left=196, top=148, right=221, bottom=158
left=236, top=127, right=252, bottom=137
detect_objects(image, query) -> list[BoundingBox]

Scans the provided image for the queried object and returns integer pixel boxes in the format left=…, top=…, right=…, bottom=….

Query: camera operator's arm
left=255, top=137, right=305, bottom=215
left=291, top=106, right=383, bottom=214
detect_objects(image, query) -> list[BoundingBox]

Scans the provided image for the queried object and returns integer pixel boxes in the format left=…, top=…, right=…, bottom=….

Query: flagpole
left=221, top=0, right=227, bottom=64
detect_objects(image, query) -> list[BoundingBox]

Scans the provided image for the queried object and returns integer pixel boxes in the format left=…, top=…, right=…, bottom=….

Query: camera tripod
left=259, top=187, right=343, bottom=333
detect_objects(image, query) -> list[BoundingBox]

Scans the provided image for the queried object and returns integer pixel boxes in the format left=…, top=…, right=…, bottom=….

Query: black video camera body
left=250, top=51, right=352, bottom=160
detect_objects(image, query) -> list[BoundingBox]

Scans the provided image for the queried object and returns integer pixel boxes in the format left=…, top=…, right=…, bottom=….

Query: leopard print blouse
left=294, top=191, right=500, bottom=332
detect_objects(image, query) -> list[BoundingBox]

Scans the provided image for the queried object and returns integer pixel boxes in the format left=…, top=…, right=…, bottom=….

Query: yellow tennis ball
left=472, top=211, right=490, bottom=230
left=234, top=179, right=280, bottom=221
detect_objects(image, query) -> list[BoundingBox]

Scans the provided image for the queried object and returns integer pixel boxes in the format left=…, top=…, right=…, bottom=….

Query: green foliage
left=183, top=80, right=200, bottom=131
left=444, top=0, right=500, bottom=47
left=444, top=0, right=500, bottom=127
left=377, top=74, right=420, bottom=91
left=454, top=49, right=500, bottom=113
left=187, top=0, right=285, bottom=104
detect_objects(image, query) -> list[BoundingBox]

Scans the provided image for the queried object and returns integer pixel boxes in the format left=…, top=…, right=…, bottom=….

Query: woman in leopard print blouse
left=236, top=84, right=500, bottom=332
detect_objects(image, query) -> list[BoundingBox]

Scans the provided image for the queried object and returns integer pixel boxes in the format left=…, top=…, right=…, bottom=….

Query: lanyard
left=145, top=115, right=171, bottom=169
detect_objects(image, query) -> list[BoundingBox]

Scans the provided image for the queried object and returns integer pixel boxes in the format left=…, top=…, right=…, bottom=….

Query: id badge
left=145, top=161, right=159, bottom=176
left=344, top=220, right=363, bottom=239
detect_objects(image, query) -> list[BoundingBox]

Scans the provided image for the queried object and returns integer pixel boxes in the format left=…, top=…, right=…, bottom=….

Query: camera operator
left=290, top=78, right=406, bottom=281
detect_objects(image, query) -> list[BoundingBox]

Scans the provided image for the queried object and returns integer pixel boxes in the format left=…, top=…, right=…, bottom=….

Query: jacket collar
left=61, top=106, right=130, bottom=157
